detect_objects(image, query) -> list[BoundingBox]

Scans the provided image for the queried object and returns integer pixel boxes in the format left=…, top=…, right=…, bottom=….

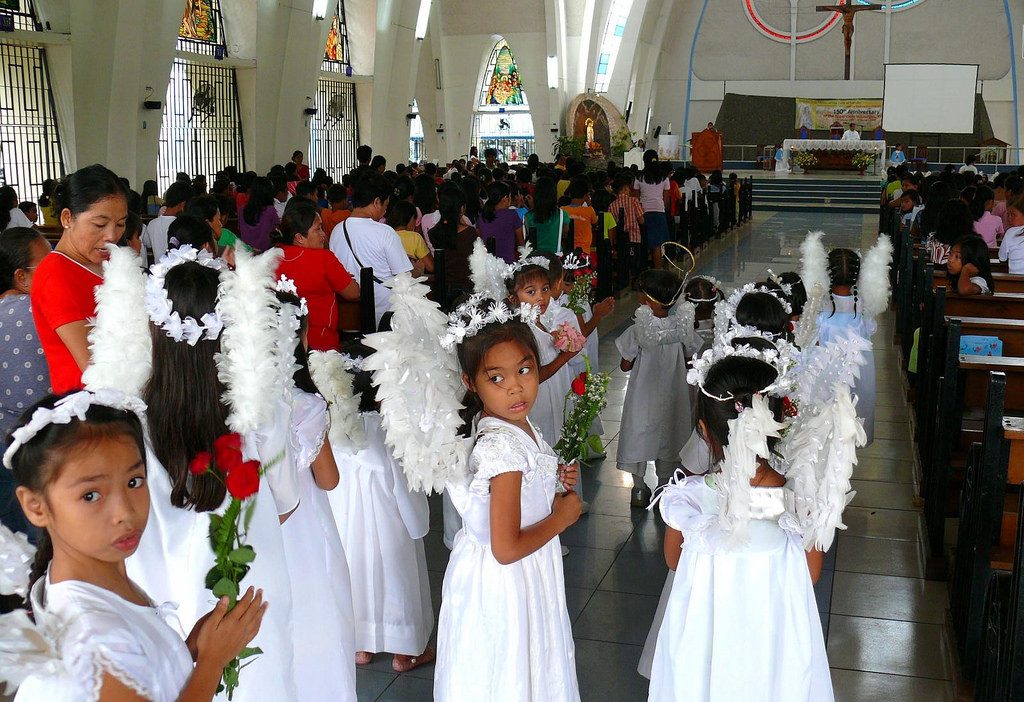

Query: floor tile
left=356, top=669, right=396, bottom=702
left=597, top=547, right=670, bottom=596
left=873, top=420, right=911, bottom=441
left=841, top=506, right=923, bottom=542
left=584, top=484, right=645, bottom=520
left=815, top=567, right=834, bottom=613
left=848, top=479, right=918, bottom=511
left=574, top=638, right=647, bottom=702
left=561, top=513, right=637, bottom=550
left=561, top=545, right=620, bottom=589
left=835, top=535, right=925, bottom=578
left=574, top=590, right=661, bottom=646
left=830, top=572, right=947, bottom=624
left=829, top=669, right=955, bottom=702
left=374, top=674, right=435, bottom=701
left=566, top=586, right=595, bottom=623
left=860, top=439, right=914, bottom=461
left=853, top=457, right=915, bottom=484
left=826, top=615, right=952, bottom=679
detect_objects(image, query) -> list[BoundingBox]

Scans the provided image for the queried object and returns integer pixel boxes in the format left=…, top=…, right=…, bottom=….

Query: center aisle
left=357, top=211, right=954, bottom=702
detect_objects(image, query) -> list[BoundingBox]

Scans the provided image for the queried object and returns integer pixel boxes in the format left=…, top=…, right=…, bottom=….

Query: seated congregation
left=0, top=145, right=904, bottom=702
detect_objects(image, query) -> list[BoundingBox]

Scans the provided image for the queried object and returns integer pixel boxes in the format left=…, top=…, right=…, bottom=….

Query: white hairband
left=562, top=252, right=590, bottom=271
left=687, top=342, right=795, bottom=399
left=439, top=294, right=540, bottom=351
left=3, top=390, right=147, bottom=469
left=145, top=246, right=226, bottom=345
left=275, top=275, right=308, bottom=317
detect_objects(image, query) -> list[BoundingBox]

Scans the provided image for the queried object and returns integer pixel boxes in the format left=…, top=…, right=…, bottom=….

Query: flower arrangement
left=791, top=151, right=818, bottom=169
left=188, top=433, right=269, bottom=698
left=850, top=151, right=876, bottom=171
left=554, top=356, right=611, bottom=463
left=551, top=322, right=586, bottom=354
left=566, top=273, right=596, bottom=316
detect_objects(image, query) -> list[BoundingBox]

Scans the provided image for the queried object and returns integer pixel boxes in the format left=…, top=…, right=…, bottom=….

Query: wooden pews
left=933, top=270, right=1024, bottom=294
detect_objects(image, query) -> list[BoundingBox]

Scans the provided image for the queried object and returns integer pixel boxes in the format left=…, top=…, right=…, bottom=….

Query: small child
left=435, top=301, right=582, bottom=701
left=387, top=200, right=434, bottom=277
left=970, top=185, right=1004, bottom=248
left=997, top=194, right=1024, bottom=274
left=6, top=391, right=266, bottom=700
left=617, top=270, right=703, bottom=508
left=17, top=200, right=37, bottom=225
left=947, top=235, right=995, bottom=295
left=683, top=276, right=723, bottom=350
left=325, top=346, right=435, bottom=674
left=610, top=174, right=645, bottom=276
left=649, top=357, right=832, bottom=701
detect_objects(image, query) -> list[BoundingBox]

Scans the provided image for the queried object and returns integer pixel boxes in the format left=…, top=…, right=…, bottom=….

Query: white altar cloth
left=778, top=139, right=886, bottom=173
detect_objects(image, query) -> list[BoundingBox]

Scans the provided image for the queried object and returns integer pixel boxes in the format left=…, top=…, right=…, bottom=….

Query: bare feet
left=355, top=651, right=373, bottom=666
left=392, top=645, right=436, bottom=673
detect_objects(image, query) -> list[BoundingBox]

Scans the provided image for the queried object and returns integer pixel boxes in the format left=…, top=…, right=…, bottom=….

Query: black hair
left=341, top=341, right=379, bottom=413
left=168, top=215, right=215, bottom=251
left=918, top=180, right=953, bottom=235
left=184, top=194, right=221, bottom=225
left=242, top=177, right=276, bottom=226
left=385, top=199, right=418, bottom=230
left=566, top=175, right=590, bottom=200
left=951, top=235, right=994, bottom=294
left=8, top=393, right=147, bottom=594
left=902, top=190, right=922, bottom=206
left=392, top=176, right=415, bottom=204
left=0, top=227, right=46, bottom=291
left=778, top=272, right=807, bottom=317
left=351, top=172, right=391, bottom=209
left=826, top=248, right=861, bottom=318
left=736, top=291, right=789, bottom=337
left=531, top=177, right=558, bottom=224
left=638, top=269, right=683, bottom=308
left=506, top=264, right=549, bottom=296
left=0, top=186, right=18, bottom=231
left=294, top=181, right=317, bottom=200
left=273, top=198, right=320, bottom=246
left=413, top=173, right=438, bottom=215
left=934, top=200, right=974, bottom=246
left=454, top=310, right=540, bottom=433
left=276, top=291, right=320, bottom=395
left=356, top=144, right=373, bottom=165
left=429, top=186, right=465, bottom=251
left=640, top=149, right=662, bottom=185
left=481, top=182, right=511, bottom=223
left=540, top=252, right=564, bottom=286
left=969, top=185, right=995, bottom=222
left=370, top=155, right=387, bottom=171
left=52, top=164, right=127, bottom=224
left=327, top=183, right=347, bottom=204
left=18, top=201, right=36, bottom=219
left=143, top=262, right=229, bottom=512
left=460, top=178, right=482, bottom=222
left=292, top=150, right=303, bottom=160
left=695, top=356, right=782, bottom=463
left=119, top=211, right=143, bottom=248
left=163, top=181, right=193, bottom=209
left=684, top=276, right=723, bottom=322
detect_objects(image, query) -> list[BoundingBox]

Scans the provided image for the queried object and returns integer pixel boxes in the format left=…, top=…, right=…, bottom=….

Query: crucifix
left=816, top=0, right=884, bottom=80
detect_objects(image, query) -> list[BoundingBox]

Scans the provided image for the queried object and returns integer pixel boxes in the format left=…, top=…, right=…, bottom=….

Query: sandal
left=392, top=645, right=436, bottom=673
left=355, top=651, right=374, bottom=666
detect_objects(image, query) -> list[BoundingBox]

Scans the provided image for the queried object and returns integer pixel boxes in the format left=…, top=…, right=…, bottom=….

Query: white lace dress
left=328, top=411, right=433, bottom=656
left=14, top=574, right=194, bottom=702
left=648, top=475, right=833, bottom=702
left=281, top=389, right=357, bottom=701
left=528, top=305, right=583, bottom=448
left=435, top=417, right=580, bottom=702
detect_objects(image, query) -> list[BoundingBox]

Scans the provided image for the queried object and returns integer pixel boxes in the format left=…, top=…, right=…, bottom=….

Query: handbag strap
left=342, top=220, right=384, bottom=285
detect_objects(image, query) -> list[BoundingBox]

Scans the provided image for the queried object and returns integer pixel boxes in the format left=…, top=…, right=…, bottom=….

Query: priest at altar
left=841, top=123, right=861, bottom=141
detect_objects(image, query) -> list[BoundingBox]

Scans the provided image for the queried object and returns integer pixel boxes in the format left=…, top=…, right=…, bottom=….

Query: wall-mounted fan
left=327, top=93, right=346, bottom=123
left=189, top=81, right=216, bottom=124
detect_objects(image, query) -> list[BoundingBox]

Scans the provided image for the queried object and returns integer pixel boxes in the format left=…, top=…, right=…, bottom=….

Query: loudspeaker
left=143, top=100, right=162, bottom=110
left=303, top=107, right=318, bottom=116
left=653, top=125, right=662, bottom=139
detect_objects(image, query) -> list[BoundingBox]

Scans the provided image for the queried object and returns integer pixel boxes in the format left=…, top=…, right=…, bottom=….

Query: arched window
left=409, top=100, right=424, bottom=163
left=593, top=0, right=634, bottom=93
left=309, top=0, right=360, bottom=179
left=0, top=0, right=65, bottom=215
left=158, top=0, right=246, bottom=192
left=470, top=39, right=534, bottom=163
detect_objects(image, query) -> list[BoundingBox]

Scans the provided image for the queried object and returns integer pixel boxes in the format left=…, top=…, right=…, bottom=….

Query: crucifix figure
left=816, top=0, right=884, bottom=80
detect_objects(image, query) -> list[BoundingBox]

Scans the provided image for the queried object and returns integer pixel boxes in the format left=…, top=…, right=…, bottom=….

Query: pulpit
left=691, top=127, right=724, bottom=172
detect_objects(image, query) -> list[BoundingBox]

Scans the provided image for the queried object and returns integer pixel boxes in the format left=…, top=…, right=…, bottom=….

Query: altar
left=778, top=139, right=885, bottom=173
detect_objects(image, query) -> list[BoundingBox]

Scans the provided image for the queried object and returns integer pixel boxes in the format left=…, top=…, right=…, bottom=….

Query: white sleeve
left=249, top=398, right=301, bottom=516
left=8, top=209, right=33, bottom=228
left=615, top=325, right=640, bottom=362
left=471, top=429, right=529, bottom=482
left=384, top=230, right=414, bottom=277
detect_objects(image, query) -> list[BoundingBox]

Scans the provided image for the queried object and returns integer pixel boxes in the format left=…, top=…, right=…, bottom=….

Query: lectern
left=690, top=127, right=723, bottom=172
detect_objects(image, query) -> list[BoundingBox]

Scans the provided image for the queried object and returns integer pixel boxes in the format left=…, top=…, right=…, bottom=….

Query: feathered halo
left=439, top=293, right=540, bottom=352
left=145, top=246, right=226, bottom=345
left=82, top=244, right=152, bottom=397
left=712, top=281, right=793, bottom=342
left=562, top=251, right=590, bottom=271
left=308, top=350, right=365, bottom=452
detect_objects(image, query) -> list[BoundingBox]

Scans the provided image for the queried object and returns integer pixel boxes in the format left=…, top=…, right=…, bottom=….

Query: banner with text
left=795, top=98, right=883, bottom=131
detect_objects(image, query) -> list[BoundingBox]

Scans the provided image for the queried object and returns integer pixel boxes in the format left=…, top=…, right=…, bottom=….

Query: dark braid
left=826, top=248, right=861, bottom=318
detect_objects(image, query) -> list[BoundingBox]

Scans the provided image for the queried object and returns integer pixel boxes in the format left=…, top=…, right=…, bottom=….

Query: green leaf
left=243, top=499, right=256, bottom=532
left=587, top=434, right=605, bottom=454
left=212, top=577, right=238, bottom=601
left=204, top=566, right=225, bottom=591
left=239, top=646, right=262, bottom=659
left=227, top=546, right=256, bottom=564
left=208, top=514, right=222, bottom=544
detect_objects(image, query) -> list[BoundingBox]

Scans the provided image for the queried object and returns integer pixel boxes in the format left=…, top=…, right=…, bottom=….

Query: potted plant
left=792, top=151, right=818, bottom=173
left=553, top=135, right=587, bottom=161
left=611, top=126, right=635, bottom=158
left=850, top=151, right=876, bottom=174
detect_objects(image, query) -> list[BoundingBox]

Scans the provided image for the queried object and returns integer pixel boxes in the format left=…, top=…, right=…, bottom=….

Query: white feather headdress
left=362, top=273, right=467, bottom=493
left=469, top=238, right=509, bottom=302
left=82, top=244, right=152, bottom=396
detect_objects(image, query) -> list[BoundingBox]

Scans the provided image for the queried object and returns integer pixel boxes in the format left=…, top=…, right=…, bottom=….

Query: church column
left=368, top=0, right=425, bottom=164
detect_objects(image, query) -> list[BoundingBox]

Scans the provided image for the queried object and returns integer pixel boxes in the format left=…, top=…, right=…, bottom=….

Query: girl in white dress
left=276, top=290, right=358, bottom=701
left=435, top=302, right=583, bottom=702
left=617, top=270, right=703, bottom=508
left=125, top=256, right=300, bottom=701
left=815, top=248, right=877, bottom=444
left=325, top=346, right=434, bottom=673
left=649, top=356, right=833, bottom=702
left=4, top=390, right=265, bottom=701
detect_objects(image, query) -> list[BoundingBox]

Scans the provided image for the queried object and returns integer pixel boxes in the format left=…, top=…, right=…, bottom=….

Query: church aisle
left=356, top=211, right=953, bottom=701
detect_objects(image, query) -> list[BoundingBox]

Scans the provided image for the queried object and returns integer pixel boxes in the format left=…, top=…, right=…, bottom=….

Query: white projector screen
left=882, top=63, right=979, bottom=134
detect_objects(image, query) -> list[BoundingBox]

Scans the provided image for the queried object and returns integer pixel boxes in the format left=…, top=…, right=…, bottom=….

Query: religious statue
left=585, top=118, right=596, bottom=146
left=816, top=0, right=883, bottom=80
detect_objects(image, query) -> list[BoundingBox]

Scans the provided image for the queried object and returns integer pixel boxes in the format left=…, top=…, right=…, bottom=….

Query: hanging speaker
left=653, top=125, right=662, bottom=139
left=143, top=100, right=163, bottom=110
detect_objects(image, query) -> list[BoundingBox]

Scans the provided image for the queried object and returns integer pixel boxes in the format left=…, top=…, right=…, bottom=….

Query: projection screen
left=882, top=63, right=979, bottom=134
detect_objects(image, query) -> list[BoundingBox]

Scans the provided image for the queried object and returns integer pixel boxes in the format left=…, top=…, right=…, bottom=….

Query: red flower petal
left=214, top=433, right=244, bottom=472
left=225, top=460, right=260, bottom=500
left=188, top=451, right=211, bottom=476
left=571, top=377, right=587, bottom=396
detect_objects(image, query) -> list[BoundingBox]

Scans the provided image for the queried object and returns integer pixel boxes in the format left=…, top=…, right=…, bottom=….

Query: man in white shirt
left=271, top=176, right=290, bottom=219
left=841, top=123, right=861, bottom=141
left=959, top=154, right=979, bottom=176
left=141, top=180, right=191, bottom=261
left=329, top=173, right=412, bottom=326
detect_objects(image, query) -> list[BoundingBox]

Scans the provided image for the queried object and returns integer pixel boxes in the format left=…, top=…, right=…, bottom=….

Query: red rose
left=214, top=433, right=244, bottom=473
left=225, top=460, right=260, bottom=500
left=189, top=451, right=211, bottom=476
left=571, top=375, right=587, bottom=396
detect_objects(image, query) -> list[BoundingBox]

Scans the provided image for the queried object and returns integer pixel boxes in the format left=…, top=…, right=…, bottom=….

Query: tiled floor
left=357, top=211, right=954, bottom=701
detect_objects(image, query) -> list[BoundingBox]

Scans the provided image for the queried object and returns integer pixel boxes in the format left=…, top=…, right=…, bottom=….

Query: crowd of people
left=0, top=142, right=890, bottom=702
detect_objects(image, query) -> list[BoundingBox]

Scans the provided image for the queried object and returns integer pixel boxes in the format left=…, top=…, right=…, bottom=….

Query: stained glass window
left=177, top=0, right=224, bottom=55
left=322, top=1, right=352, bottom=74
left=593, top=0, right=634, bottom=93
left=484, top=43, right=524, bottom=107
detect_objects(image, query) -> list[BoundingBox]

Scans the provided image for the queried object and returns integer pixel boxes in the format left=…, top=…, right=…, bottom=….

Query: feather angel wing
left=469, top=238, right=509, bottom=302
left=82, top=245, right=152, bottom=396
left=634, top=301, right=702, bottom=354
left=215, top=247, right=286, bottom=435
left=0, top=608, right=63, bottom=692
left=858, top=234, right=893, bottom=319
left=362, top=273, right=467, bottom=493
left=0, top=524, right=32, bottom=598
left=795, top=230, right=829, bottom=349
left=308, top=350, right=365, bottom=452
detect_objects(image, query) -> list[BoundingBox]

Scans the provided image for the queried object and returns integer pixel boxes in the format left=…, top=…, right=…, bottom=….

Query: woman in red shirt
left=274, top=199, right=360, bottom=351
left=30, top=164, right=128, bottom=393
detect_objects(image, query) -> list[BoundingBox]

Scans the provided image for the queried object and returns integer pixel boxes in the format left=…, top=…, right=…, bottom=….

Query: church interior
left=1, top=1, right=1024, bottom=701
